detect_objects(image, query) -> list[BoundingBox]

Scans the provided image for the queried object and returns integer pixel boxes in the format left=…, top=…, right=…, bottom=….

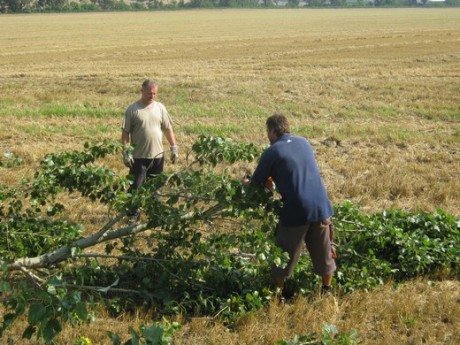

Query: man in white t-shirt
left=121, top=79, right=178, bottom=222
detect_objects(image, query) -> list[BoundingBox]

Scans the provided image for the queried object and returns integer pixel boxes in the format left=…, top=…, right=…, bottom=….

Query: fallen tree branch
left=65, top=283, right=146, bottom=296
left=3, top=201, right=229, bottom=271
left=4, top=214, right=126, bottom=270
left=78, top=253, right=198, bottom=263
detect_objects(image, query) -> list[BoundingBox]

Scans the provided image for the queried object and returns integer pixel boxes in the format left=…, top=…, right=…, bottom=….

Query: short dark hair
left=142, top=79, right=159, bottom=89
left=266, top=113, right=290, bottom=137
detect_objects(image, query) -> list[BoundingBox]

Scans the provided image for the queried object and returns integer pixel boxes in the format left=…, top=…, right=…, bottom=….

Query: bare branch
left=18, top=265, right=45, bottom=287
left=65, top=283, right=146, bottom=296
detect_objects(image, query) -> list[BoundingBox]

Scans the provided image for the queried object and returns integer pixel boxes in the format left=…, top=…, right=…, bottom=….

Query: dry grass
left=1, top=8, right=459, bottom=344
left=2, top=279, right=458, bottom=344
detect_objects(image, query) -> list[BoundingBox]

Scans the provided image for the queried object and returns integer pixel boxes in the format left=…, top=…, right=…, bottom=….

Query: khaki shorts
left=272, top=220, right=336, bottom=279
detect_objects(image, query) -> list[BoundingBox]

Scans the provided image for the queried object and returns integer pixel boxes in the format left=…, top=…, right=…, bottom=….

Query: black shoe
left=282, top=279, right=298, bottom=300
left=321, top=285, right=333, bottom=296
left=127, top=212, right=139, bottom=224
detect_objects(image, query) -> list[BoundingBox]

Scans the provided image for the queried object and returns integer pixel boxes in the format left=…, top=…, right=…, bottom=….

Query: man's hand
left=320, top=217, right=333, bottom=230
left=264, top=176, right=275, bottom=190
left=321, top=217, right=336, bottom=259
left=122, top=151, right=134, bottom=168
left=171, top=145, right=178, bottom=164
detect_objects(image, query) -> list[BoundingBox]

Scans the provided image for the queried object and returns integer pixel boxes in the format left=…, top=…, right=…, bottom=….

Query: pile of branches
left=1, top=136, right=458, bottom=343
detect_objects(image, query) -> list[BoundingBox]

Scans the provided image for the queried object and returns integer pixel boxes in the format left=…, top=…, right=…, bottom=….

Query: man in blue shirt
left=244, top=114, right=336, bottom=297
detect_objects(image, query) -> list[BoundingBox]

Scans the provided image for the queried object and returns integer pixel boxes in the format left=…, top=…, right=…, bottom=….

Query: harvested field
left=0, top=8, right=459, bottom=344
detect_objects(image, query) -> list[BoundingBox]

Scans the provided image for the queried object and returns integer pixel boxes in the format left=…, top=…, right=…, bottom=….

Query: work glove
left=171, top=145, right=178, bottom=164
left=264, top=176, right=275, bottom=190
left=122, top=150, right=134, bottom=168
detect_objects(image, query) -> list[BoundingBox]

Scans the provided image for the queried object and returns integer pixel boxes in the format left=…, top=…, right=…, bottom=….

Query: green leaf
left=167, top=194, right=179, bottom=205
left=0, top=281, right=11, bottom=293
left=75, top=301, right=88, bottom=321
left=22, top=325, right=36, bottom=339
left=47, top=285, right=57, bottom=295
left=2, top=313, right=17, bottom=328
left=28, top=304, right=49, bottom=326
left=107, top=331, right=122, bottom=345
left=127, top=326, right=140, bottom=345
left=322, top=323, right=338, bottom=338
left=143, top=325, right=164, bottom=344
left=42, top=318, right=61, bottom=343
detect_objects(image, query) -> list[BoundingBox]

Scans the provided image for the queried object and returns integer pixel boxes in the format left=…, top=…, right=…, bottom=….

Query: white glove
left=171, top=145, right=178, bottom=164
left=122, top=151, right=134, bottom=168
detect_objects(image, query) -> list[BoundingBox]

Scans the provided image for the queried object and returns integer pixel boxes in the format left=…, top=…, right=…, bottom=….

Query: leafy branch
left=0, top=136, right=458, bottom=343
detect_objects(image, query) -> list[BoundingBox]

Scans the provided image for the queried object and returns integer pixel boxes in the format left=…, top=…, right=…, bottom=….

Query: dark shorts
left=129, top=157, right=164, bottom=189
left=272, top=220, right=336, bottom=279
left=126, top=157, right=164, bottom=217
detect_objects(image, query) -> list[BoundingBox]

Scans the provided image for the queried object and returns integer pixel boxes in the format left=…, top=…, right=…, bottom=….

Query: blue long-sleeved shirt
left=252, top=134, right=333, bottom=226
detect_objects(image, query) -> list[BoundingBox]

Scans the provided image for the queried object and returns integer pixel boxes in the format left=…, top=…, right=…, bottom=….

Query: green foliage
left=0, top=140, right=127, bottom=259
left=0, top=151, right=23, bottom=168
left=0, top=215, right=82, bottom=259
left=107, top=320, right=180, bottom=345
left=286, top=0, right=300, bottom=7
left=260, top=0, right=274, bottom=6
left=275, top=323, right=358, bottom=345
left=334, top=202, right=459, bottom=292
left=0, top=277, right=92, bottom=342
left=218, top=0, right=259, bottom=7
left=1, top=0, right=33, bottom=12
left=31, top=140, right=126, bottom=204
left=0, top=136, right=458, bottom=343
left=191, top=134, right=260, bottom=167
left=1, top=0, right=458, bottom=13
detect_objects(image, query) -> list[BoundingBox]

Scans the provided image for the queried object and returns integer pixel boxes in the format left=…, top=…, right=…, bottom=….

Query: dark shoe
left=127, top=212, right=139, bottom=224
left=273, top=287, right=285, bottom=304
left=281, top=279, right=297, bottom=301
left=321, top=285, right=333, bottom=296
left=279, top=295, right=286, bottom=304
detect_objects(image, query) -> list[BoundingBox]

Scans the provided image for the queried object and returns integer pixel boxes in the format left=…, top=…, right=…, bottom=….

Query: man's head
left=140, top=79, right=159, bottom=106
left=266, top=113, right=290, bottom=143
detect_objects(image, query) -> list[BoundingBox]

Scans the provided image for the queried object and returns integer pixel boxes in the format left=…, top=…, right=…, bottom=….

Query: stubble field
left=1, top=8, right=459, bottom=344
